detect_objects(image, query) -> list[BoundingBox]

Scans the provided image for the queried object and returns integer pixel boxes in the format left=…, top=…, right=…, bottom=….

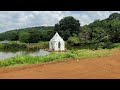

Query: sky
left=0, top=11, right=120, bottom=33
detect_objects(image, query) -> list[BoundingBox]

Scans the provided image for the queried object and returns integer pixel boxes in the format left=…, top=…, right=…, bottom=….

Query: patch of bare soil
left=0, top=49, right=120, bottom=79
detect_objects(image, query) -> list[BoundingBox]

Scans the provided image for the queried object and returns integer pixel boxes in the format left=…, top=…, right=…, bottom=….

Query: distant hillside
left=0, top=26, right=55, bottom=41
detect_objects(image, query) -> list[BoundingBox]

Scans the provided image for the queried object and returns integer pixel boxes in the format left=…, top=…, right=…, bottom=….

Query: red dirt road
left=0, top=49, right=120, bottom=79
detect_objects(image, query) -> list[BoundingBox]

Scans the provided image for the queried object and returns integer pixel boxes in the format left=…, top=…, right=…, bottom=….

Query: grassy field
left=0, top=49, right=112, bottom=67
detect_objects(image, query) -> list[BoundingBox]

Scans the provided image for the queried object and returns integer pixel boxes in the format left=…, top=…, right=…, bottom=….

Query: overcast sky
left=0, top=11, right=120, bottom=33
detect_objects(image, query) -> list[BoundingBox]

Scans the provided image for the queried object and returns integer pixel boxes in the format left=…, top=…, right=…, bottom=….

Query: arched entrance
left=51, top=43, right=54, bottom=50
left=58, top=42, right=61, bottom=49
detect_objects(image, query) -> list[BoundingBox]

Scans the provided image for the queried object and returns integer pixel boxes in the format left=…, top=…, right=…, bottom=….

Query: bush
left=3, top=43, right=27, bottom=49
left=19, top=44, right=27, bottom=48
left=26, top=41, right=49, bottom=49
left=67, top=36, right=80, bottom=46
left=0, top=44, right=3, bottom=49
left=3, top=44, right=10, bottom=49
left=91, top=42, right=114, bottom=50
left=100, top=42, right=114, bottom=49
left=112, top=43, right=120, bottom=48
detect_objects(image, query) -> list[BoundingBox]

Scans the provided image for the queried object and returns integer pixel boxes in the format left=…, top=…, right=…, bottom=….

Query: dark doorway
left=51, top=43, right=54, bottom=50
left=58, top=42, right=61, bottom=48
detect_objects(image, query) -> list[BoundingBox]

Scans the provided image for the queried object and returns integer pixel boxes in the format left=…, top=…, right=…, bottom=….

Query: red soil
left=0, top=49, right=120, bottom=79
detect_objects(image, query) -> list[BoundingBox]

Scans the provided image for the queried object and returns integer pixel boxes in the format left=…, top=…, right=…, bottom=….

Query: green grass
left=65, top=42, right=98, bottom=50
left=9, top=41, right=20, bottom=44
left=0, top=41, right=48, bottom=51
left=112, top=43, right=120, bottom=48
left=9, top=41, right=49, bottom=49
left=26, top=41, right=48, bottom=49
left=0, top=44, right=3, bottom=49
left=0, top=49, right=112, bottom=67
left=66, top=43, right=120, bottom=50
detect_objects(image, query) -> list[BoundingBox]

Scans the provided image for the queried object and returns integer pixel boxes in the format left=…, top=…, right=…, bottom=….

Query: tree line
left=0, top=26, right=55, bottom=43
left=55, top=13, right=120, bottom=49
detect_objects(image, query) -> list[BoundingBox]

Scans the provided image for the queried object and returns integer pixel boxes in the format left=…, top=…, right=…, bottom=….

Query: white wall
left=49, top=41, right=52, bottom=50
left=60, top=41, right=65, bottom=51
left=49, top=41, right=65, bottom=51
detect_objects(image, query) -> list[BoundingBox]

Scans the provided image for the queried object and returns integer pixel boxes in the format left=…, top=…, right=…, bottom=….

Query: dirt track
left=0, top=49, right=120, bottom=79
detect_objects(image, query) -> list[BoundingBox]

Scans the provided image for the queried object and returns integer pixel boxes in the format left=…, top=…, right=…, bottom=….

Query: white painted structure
left=49, top=32, right=65, bottom=51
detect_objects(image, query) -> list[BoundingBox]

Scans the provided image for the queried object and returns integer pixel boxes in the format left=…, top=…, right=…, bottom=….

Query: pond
left=0, top=49, right=50, bottom=60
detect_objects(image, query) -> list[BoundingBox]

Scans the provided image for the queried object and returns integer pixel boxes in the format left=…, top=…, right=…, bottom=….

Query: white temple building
left=49, top=32, right=65, bottom=51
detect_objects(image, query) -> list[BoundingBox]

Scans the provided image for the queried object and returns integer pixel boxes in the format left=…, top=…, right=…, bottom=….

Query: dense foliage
left=19, top=32, right=30, bottom=43
left=81, top=13, right=120, bottom=49
left=2, top=43, right=27, bottom=50
left=67, top=34, right=80, bottom=46
left=54, top=16, right=80, bottom=40
left=0, top=26, right=55, bottom=42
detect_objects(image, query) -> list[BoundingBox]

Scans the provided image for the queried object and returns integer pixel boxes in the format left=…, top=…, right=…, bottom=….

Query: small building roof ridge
left=50, top=32, right=64, bottom=41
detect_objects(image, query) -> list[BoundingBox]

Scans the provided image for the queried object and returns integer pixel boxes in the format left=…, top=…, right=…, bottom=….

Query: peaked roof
left=50, top=32, right=64, bottom=42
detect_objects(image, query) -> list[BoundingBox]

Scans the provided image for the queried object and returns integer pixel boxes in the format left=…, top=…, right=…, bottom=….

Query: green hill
left=0, top=26, right=55, bottom=41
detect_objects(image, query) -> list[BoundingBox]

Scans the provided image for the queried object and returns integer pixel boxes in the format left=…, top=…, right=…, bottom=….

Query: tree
left=67, top=34, right=80, bottom=46
left=90, top=27, right=111, bottom=49
left=19, top=32, right=30, bottom=43
left=0, top=26, right=54, bottom=42
left=54, top=16, right=80, bottom=40
left=10, top=30, right=19, bottom=40
left=108, top=18, right=120, bottom=43
left=19, top=30, right=40, bottom=43
left=27, top=30, right=40, bottom=43
left=89, top=19, right=103, bottom=30
left=79, top=25, right=91, bottom=45
left=109, top=13, right=120, bottom=20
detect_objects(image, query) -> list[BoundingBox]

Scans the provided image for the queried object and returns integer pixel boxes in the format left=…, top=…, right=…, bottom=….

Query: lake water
left=0, top=49, right=50, bottom=60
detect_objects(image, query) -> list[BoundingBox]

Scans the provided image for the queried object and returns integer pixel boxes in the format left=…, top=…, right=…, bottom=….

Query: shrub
left=110, top=43, right=120, bottom=48
left=101, top=42, right=114, bottom=49
left=67, top=36, right=80, bottom=46
left=0, top=44, right=3, bottom=49
left=3, top=43, right=27, bottom=49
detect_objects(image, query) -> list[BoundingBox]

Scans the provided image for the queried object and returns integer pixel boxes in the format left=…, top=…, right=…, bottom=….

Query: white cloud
left=0, top=11, right=120, bottom=33
left=80, top=15, right=92, bottom=25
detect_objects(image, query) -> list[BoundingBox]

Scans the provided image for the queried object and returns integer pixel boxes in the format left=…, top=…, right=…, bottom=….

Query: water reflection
left=0, top=49, right=50, bottom=60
